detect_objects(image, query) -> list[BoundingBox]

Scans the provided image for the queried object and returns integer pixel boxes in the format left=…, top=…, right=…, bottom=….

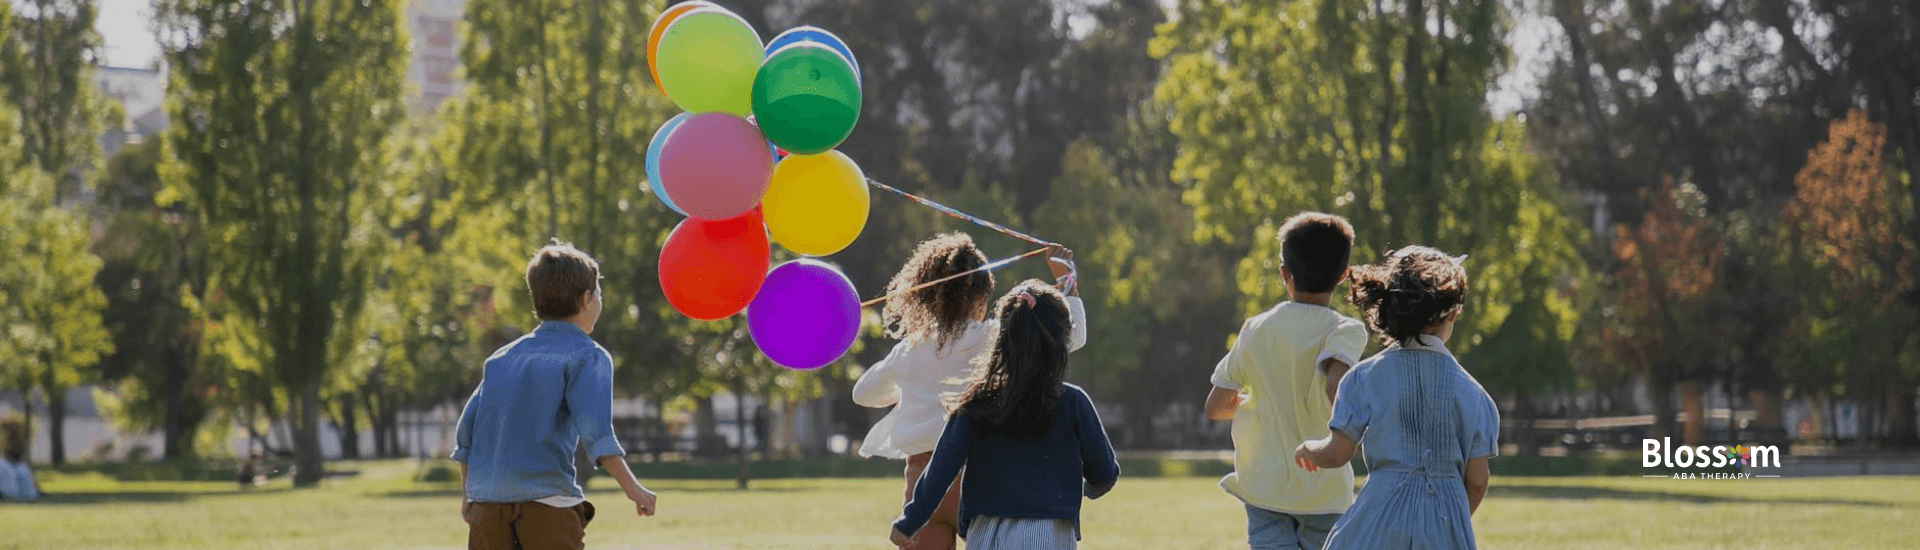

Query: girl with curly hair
left=854, top=233, right=1086, bottom=550
left=1293, top=245, right=1500, bottom=550
left=888, top=281, right=1117, bottom=550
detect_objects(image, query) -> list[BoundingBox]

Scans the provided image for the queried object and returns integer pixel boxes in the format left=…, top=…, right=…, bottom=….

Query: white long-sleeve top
left=852, top=296, right=1087, bottom=459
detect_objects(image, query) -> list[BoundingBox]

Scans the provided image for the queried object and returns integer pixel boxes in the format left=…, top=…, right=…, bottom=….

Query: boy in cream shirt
left=1204, top=212, right=1368, bottom=550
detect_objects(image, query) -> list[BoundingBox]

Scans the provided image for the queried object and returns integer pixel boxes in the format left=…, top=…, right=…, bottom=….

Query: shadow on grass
left=37, top=488, right=293, bottom=505
left=1492, top=484, right=1893, bottom=507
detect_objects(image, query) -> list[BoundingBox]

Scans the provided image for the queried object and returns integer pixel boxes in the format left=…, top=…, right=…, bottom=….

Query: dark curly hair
left=1347, top=245, right=1468, bottom=346
left=882, top=232, right=996, bottom=351
left=951, top=280, right=1072, bottom=439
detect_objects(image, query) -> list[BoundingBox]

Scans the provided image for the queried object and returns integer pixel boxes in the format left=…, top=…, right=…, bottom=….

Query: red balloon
left=659, top=209, right=770, bottom=320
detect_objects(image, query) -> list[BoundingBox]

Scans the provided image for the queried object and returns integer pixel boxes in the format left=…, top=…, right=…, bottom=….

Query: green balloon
left=657, top=10, right=763, bottom=116
left=751, top=44, right=862, bottom=155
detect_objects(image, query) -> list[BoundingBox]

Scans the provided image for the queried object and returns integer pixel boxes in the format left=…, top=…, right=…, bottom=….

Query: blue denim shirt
left=452, top=321, right=625, bottom=503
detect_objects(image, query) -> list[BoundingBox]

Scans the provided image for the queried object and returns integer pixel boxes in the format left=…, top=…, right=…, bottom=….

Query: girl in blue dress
left=1294, top=245, right=1499, bottom=550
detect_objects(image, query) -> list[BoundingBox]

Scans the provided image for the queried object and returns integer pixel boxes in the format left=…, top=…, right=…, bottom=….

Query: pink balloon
left=660, top=112, right=775, bottom=220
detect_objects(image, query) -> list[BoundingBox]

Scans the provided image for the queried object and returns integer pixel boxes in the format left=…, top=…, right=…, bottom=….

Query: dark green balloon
left=752, top=44, right=861, bottom=155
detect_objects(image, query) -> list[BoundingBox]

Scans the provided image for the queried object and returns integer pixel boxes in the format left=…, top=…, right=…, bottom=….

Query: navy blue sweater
left=893, top=383, right=1121, bottom=539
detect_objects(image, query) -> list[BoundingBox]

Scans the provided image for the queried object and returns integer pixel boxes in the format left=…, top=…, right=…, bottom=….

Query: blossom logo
left=1727, top=445, right=1753, bottom=467
left=1642, top=438, right=1782, bottom=479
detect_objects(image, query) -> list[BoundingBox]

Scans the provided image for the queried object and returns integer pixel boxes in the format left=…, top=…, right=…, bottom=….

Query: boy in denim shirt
left=453, top=242, right=657, bottom=550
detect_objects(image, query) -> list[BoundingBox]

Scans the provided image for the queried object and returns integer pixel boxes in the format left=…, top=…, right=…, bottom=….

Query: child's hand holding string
left=1046, top=244, right=1078, bottom=296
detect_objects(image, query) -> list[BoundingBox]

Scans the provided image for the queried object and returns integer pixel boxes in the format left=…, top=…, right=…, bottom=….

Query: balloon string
left=865, top=178, right=1057, bottom=247
left=860, top=248, right=1048, bottom=308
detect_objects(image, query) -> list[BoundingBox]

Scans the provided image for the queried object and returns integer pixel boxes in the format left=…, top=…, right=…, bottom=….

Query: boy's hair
left=951, top=280, right=1071, bottom=439
left=525, top=240, right=601, bottom=320
left=1347, top=245, right=1468, bottom=346
left=1278, top=212, right=1356, bottom=294
left=883, top=232, right=995, bottom=350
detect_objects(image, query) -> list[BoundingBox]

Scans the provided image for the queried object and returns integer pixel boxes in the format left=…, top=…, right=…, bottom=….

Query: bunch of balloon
left=645, top=2, right=870, bottom=370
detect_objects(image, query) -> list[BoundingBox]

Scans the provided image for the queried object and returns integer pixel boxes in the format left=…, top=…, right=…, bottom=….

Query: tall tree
left=1781, top=111, right=1917, bottom=445
left=1605, top=178, right=1724, bottom=443
left=156, top=0, right=407, bottom=484
left=0, top=0, right=113, bottom=465
left=91, top=140, right=215, bottom=459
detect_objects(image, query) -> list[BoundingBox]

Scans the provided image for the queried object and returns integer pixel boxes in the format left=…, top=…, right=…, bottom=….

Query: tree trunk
left=1857, top=390, right=1874, bottom=452
left=735, top=385, right=750, bottom=490
left=1820, top=390, right=1835, bottom=442
left=1515, top=394, right=1537, bottom=456
left=20, top=393, right=33, bottom=462
left=162, top=357, right=193, bottom=459
left=388, top=404, right=403, bottom=458
left=1751, top=390, right=1783, bottom=443
left=1680, top=380, right=1705, bottom=446
left=366, top=392, right=387, bottom=458
left=48, top=387, right=67, bottom=465
left=292, top=381, right=324, bottom=487
left=694, top=396, right=720, bottom=458
left=800, top=397, right=831, bottom=459
left=1650, top=372, right=1677, bottom=441
left=650, top=400, right=666, bottom=463
left=336, top=392, right=360, bottom=460
left=243, top=403, right=262, bottom=457
left=1893, top=382, right=1919, bottom=447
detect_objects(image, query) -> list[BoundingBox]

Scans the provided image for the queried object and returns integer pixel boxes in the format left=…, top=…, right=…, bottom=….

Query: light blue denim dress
left=1323, top=335, right=1499, bottom=550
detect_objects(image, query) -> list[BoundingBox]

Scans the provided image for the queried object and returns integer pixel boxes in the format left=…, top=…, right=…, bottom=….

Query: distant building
left=408, top=0, right=465, bottom=114
left=94, top=65, right=168, bottom=156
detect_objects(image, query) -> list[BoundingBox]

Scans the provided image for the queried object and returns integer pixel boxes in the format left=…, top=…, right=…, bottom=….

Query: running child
left=853, top=233, right=1086, bottom=550
left=1294, top=245, right=1498, bottom=550
left=451, top=242, right=658, bottom=550
left=1204, top=212, right=1369, bottom=550
left=888, top=281, right=1120, bottom=550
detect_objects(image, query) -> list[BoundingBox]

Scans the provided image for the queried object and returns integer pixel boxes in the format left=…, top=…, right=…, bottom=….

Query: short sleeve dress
left=1323, top=335, right=1500, bottom=550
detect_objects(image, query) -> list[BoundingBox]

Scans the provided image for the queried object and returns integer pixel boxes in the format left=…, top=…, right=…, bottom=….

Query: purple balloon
left=748, top=259, right=861, bottom=370
left=660, top=112, right=775, bottom=220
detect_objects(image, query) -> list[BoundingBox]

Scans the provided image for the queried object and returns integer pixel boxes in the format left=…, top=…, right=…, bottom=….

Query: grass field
left=2, top=460, right=1915, bottom=549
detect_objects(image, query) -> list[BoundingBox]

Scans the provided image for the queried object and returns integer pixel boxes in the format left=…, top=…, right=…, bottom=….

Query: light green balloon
left=657, top=10, right=764, bottom=116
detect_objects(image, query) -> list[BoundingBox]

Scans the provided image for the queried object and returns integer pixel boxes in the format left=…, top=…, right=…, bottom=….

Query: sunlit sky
left=96, top=0, right=159, bottom=68
left=87, top=0, right=1550, bottom=112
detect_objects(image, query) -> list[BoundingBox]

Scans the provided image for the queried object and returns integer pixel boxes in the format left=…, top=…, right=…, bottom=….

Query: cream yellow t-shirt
left=1211, top=301, right=1368, bottom=515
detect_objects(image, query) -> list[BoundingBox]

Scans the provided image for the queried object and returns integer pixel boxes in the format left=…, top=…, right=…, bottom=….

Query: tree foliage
left=0, top=0, right=113, bottom=465
left=155, top=0, right=407, bottom=483
left=90, top=140, right=216, bottom=459
left=1153, top=0, right=1587, bottom=401
left=1780, top=110, right=1918, bottom=443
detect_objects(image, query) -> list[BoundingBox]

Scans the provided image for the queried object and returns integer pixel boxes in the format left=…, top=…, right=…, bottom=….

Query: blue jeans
left=1245, top=505, right=1340, bottom=550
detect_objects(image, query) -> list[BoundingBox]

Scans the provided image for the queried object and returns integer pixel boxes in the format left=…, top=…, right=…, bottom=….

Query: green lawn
left=3, top=460, right=1915, bottom=549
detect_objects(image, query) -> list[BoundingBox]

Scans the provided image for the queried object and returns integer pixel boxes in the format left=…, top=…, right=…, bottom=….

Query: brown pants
left=903, top=452, right=963, bottom=550
left=465, top=501, right=596, bottom=550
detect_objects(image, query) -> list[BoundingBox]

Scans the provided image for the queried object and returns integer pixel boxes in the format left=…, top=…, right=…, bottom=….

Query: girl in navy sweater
left=890, top=280, right=1121, bottom=550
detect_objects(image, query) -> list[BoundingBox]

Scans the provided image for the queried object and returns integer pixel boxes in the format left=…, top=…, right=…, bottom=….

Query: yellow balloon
left=763, top=151, right=869, bottom=256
